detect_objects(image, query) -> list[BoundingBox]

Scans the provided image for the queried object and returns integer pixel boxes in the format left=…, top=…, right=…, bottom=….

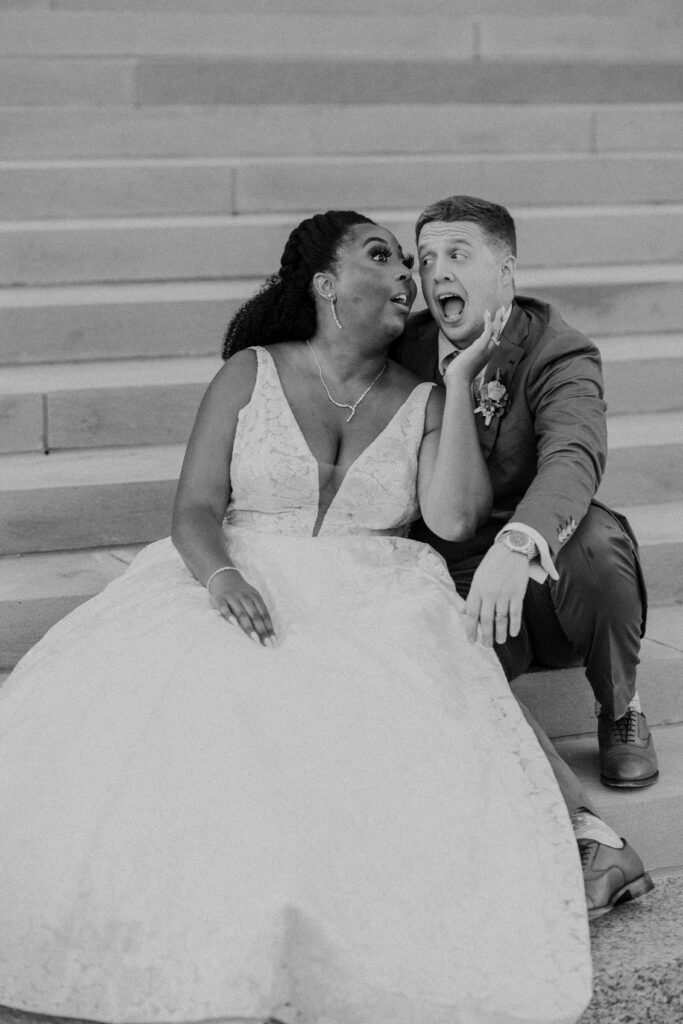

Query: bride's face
left=332, top=225, right=417, bottom=339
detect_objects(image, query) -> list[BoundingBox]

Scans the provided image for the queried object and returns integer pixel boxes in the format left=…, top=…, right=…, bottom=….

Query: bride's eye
left=369, top=245, right=392, bottom=262
left=402, top=253, right=415, bottom=270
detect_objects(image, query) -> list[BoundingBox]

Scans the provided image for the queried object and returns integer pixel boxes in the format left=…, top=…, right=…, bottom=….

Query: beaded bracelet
left=206, top=566, right=241, bottom=592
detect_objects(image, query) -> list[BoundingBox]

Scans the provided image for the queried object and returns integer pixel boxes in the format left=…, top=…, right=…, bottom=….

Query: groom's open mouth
left=437, top=293, right=465, bottom=322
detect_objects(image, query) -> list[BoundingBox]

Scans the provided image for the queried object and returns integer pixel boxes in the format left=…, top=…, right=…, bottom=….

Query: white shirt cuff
left=496, top=522, right=559, bottom=583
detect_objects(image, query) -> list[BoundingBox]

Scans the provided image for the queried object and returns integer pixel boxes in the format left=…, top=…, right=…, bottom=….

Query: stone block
left=597, top=104, right=683, bottom=152
left=0, top=161, right=237, bottom=220
left=0, top=12, right=477, bottom=59
left=479, top=15, right=683, bottom=61
left=133, top=57, right=683, bottom=106
left=0, top=283, right=242, bottom=363
left=46, top=382, right=205, bottom=449
left=0, top=58, right=134, bottom=106
left=234, top=154, right=683, bottom=214
left=599, top=445, right=683, bottom=508
left=6, top=207, right=679, bottom=286
left=0, top=103, right=595, bottom=160
left=0, top=393, right=43, bottom=453
left=0, top=445, right=182, bottom=554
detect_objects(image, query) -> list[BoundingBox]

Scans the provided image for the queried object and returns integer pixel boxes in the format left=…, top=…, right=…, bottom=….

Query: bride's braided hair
left=222, top=210, right=375, bottom=359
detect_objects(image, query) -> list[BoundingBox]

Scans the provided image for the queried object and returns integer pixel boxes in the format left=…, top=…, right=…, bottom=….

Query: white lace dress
left=0, top=347, right=591, bottom=1024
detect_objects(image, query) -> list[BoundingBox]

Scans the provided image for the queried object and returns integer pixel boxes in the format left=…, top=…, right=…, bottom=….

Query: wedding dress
left=0, top=347, right=591, bottom=1024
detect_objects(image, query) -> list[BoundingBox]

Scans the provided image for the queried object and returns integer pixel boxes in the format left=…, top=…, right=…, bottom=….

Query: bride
left=0, top=211, right=591, bottom=1024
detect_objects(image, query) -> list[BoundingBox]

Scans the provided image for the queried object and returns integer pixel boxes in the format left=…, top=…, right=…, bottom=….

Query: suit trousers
left=448, top=505, right=645, bottom=722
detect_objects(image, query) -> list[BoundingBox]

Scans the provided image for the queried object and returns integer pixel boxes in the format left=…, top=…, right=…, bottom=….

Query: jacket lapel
left=474, top=303, right=529, bottom=459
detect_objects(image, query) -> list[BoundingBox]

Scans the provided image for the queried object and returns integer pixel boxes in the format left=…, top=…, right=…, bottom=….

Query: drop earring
left=329, top=294, right=343, bottom=330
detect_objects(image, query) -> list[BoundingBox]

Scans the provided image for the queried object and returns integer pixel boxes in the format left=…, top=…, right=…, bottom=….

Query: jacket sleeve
left=512, top=328, right=607, bottom=560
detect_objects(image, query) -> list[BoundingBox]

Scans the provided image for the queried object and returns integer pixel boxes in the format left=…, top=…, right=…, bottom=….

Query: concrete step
left=3, top=54, right=680, bottom=107
left=558, top=722, right=683, bottom=873
left=0, top=444, right=182, bottom=555
left=4, top=153, right=683, bottom=220
left=0, top=356, right=218, bottom=452
left=0, top=280, right=245, bottom=364
left=0, top=544, right=140, bottom=670
left=1, top=266, right=682, bottom=365
left=1, top=103, right=681, bottom=160
left=513, top=606, right=683, bottom=740
left=0, top=11, right=680, bottom=60
left=600, top=333, right=683, bottom=415
left=1, top=338, right=681, bottom=453
left=598, top=412, right=683, bottom=507
left=39, top=0, right=683, bottom=14
left=3, top=206, right=683, bottom=286
left=622, top=502, right=683, bottom=609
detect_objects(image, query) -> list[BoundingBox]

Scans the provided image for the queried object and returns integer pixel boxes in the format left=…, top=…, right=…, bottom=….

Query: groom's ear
left=500, top=253, right=516, bottom=287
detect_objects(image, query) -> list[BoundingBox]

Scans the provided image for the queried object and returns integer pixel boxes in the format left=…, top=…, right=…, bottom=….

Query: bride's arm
left=417, top=310, right=502, bottom=541
left=171, top=349, right=274, bottom=645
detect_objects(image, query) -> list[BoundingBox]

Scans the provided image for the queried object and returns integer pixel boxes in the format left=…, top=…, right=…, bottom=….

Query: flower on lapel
left=474, top=369, right=510, bottom=427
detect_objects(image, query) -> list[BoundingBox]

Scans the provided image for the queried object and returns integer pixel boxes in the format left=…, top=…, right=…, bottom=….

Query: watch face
left=506, top=531, right=530, bottom=548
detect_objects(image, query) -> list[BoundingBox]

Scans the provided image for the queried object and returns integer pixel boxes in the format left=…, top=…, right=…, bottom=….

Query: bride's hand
left=443, top=306, right=505, bottom=386
left=208, top=572, right=275, bottom=647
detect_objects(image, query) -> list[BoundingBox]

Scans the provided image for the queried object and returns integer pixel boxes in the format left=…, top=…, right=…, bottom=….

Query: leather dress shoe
left=579, top=837, right=654, bottom=921
left=598, top=707, right=659, bottom=788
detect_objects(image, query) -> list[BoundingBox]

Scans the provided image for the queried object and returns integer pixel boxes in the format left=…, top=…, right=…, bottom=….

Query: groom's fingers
left=478, top=598, right=497, bottom=648
left=508, top=596, right=524, bottom=638
left=494, top=605, right=510, bottom=645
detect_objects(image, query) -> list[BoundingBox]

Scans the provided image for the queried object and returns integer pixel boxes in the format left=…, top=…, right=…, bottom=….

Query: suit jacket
left=393, top=295, right=611, bottom=567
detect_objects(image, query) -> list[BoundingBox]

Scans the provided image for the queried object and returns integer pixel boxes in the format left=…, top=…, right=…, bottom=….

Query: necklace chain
left=306, top=341, right=387, bottom=423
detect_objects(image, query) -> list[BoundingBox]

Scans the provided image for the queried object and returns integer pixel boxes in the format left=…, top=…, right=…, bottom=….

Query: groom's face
left=417, top=220, right=513, bottom=349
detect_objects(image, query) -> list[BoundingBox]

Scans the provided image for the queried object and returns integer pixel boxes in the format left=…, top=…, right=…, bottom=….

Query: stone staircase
left=0, top=1, right=682, bottom=1016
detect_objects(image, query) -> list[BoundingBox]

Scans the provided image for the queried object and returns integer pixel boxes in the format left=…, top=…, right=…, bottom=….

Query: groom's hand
left=463, top=545, right=529, bottom=647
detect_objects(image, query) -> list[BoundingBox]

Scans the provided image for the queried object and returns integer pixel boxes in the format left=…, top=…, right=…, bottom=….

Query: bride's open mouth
left=390, top=292, right=412, bottom=313
left=438, top=293, right=465, bottom=322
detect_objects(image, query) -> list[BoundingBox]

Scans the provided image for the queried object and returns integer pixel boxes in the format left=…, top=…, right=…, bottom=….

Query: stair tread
left=0, top=11, right=680, bottom=61
left=1, top=356, right=218, bottom=393
left=0, top=444, right=184, bottom=488
left=607, top=410, right=683, bottom=448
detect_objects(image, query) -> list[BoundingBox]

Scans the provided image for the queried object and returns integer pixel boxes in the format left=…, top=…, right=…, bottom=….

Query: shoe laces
left=577, top=838, right=593, bottom=868
left=611, top=706, right=638, bottom=744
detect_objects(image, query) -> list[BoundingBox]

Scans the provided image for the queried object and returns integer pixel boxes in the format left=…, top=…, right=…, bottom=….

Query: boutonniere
left=474, top=369, right=510, bottom=427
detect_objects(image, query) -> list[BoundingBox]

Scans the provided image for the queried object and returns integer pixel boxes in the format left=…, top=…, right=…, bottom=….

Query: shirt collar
left=437, top=304, right=513, bottom=378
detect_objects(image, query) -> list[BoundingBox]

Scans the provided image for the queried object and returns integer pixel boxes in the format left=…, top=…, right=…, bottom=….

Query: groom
left=392, top=194, right=659, bottom=916
left=393, top=195, right=658, bottom=791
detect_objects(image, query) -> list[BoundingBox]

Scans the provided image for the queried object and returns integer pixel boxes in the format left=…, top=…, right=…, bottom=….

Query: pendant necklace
left=307, top=340, right=387, bottom=423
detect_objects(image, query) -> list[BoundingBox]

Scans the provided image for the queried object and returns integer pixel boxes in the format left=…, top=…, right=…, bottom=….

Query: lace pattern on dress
left=226, top=346, right=434, bottom=538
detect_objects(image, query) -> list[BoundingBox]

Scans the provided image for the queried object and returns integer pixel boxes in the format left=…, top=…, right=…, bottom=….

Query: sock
left=570, top=807, right=624, bottom=849
left=595, top=691, right=642, bottom=718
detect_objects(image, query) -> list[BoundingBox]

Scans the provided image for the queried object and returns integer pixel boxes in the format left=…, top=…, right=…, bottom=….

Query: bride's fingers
left=240, top=595, right=274, bottom=646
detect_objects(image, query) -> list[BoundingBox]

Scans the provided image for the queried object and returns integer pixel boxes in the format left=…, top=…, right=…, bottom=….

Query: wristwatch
left=496, top=530, right=538, bottom=560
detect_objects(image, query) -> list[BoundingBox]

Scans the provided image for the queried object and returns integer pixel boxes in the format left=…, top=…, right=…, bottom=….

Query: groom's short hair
left=415, top=195, right=517, bottom=257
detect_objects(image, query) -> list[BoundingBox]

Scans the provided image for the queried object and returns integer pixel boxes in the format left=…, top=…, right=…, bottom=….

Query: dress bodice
left=225, top=346, right=434, bottom=538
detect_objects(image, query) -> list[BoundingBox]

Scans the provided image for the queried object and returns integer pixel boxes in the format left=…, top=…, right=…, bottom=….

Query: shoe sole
left=588, top=872, right=655, bottom=921
left=600, top=770, right=659, bottom=789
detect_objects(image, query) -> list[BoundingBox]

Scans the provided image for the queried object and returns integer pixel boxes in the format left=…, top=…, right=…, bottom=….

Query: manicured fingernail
left=249, top=631, right=259, bottom=643
left=227, top=616, right=238, bottom=625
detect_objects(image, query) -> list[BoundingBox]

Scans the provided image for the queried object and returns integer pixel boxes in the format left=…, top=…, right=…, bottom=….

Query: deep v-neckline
left=260, top=348, right=429, bottom=536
